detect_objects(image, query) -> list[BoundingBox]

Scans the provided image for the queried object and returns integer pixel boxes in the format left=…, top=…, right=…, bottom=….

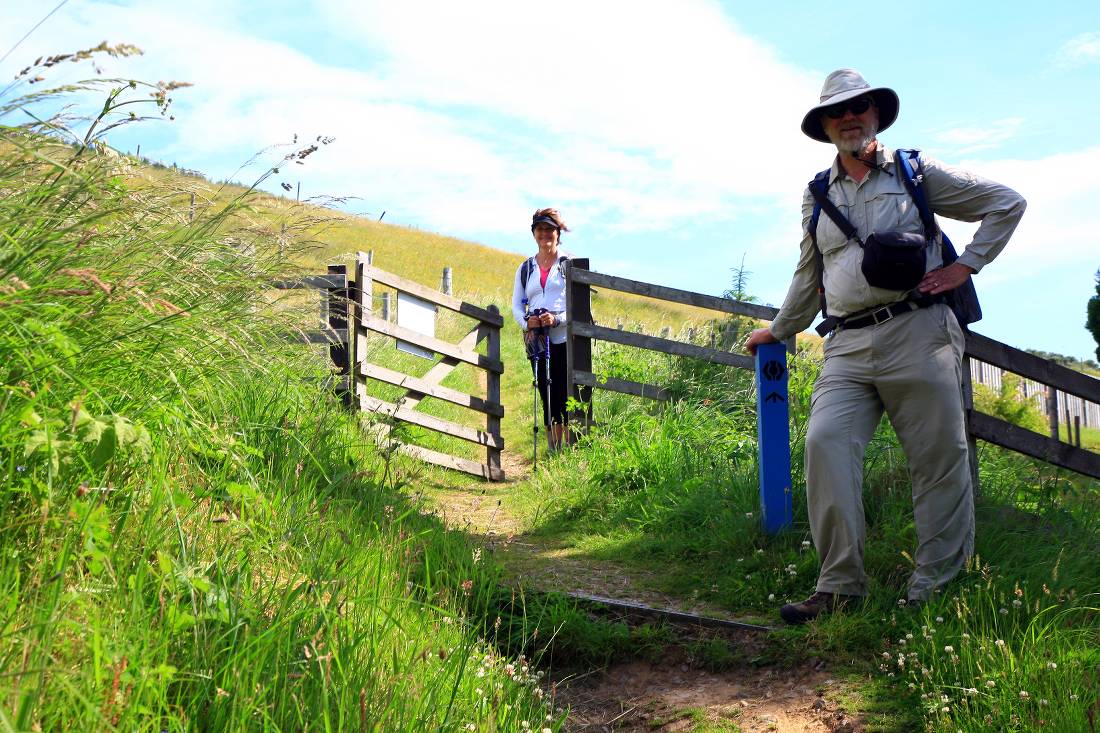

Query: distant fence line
left=969, top=359, right=1099, bottom=430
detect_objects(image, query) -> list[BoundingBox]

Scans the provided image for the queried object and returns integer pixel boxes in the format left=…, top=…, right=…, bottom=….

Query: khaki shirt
left=768, top=143, right=1026, bottom=341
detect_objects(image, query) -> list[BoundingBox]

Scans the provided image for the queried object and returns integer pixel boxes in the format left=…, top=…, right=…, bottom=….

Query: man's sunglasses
left=823, top=96, right=874, bottom=119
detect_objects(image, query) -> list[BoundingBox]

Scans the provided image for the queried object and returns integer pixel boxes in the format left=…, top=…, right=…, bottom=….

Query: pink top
left=539, top=264, right=551, bottom=288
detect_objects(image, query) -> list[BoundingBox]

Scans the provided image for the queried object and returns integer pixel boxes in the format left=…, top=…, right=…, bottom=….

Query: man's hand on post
left=917, top=262, right=975, bottom=296
left=745, top=327, right=779, bottom=356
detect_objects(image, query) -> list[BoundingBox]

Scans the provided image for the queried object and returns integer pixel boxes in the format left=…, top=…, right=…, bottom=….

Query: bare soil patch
left=553, top=659, right=863, bottom=733
left=424, top=454, right=868, bottom=733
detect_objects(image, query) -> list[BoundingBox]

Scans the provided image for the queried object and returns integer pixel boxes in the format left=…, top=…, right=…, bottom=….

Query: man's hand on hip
left=917, top=262, right=975, bottom=296
left=745, top=327, right=779, bottom=356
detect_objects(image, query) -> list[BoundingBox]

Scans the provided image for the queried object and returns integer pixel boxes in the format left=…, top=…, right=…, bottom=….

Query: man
left=745, top=69, right=1026, bottom=624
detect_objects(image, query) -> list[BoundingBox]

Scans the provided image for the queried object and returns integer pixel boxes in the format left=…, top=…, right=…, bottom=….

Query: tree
left=1088, top=270, right=1100, bottom=362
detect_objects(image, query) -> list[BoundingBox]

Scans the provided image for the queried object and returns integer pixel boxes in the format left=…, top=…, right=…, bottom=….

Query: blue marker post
left=755, top=342, right=792, bottom=534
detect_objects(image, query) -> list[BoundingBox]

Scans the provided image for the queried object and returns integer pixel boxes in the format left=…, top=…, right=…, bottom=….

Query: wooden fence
left=352, top=251, right=505, bottom=481
left=963, top=332, right=1100, bottom=480
left=563, top=259, right=795, bottom=533
left=564, top=260, right=1100, bottom=484
left=272, top=264, right=352, bottom=402
left=564, top=258, right=790, bottom=411
left=968, top=359, right=1099, bottom=441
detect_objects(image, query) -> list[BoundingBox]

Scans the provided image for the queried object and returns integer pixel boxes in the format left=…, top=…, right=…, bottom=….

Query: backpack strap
left=895, top=149, right=982, bottom=327
left=807, top=168, right=843, bottom=336
left=521, top=254, right=570, bottom=301
left=894, top=149, right=939, bottom=240
left=519, top=256, right=536, bottom=291
left=895, top=148, right=960, bottom=262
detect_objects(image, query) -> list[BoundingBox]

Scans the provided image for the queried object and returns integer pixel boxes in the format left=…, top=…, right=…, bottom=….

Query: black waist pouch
left=861, top=231, right=928, bottom=291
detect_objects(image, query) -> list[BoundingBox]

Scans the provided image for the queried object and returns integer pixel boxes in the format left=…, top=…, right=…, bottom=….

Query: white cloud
left=1054, top=31, right=1100, bottom=68
left=933, top=117, right=1024, bottom=154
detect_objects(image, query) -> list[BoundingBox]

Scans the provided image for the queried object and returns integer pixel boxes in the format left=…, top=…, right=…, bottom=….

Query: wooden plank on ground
left=361, top=264, right=504, bottom=327
left=359, top=390, right=504, bottom=449
left=968, top=410, right=1100, bottom=479
left=361, top=315, right=504, bottom=373
left=572, top=269, right=779, bottom=321
left=966, top=332, right=1100, bottom=403
left=573, top=321, right=755, bottom=370
left=360, top=362, right=504, bottom=417
left=572, top=369, right=669, bottom=401
left=366, top=423, right=504, bottom=481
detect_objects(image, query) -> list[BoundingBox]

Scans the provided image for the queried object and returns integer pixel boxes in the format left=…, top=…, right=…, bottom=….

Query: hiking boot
left=779, top=591, right=858, bottom=625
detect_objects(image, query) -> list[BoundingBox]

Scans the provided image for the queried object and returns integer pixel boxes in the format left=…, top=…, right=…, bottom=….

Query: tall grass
left=0, top=77, right=558, bottom=731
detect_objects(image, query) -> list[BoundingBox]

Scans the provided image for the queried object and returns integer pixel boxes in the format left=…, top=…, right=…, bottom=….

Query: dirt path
left=425, top=453, right=868, bottom=733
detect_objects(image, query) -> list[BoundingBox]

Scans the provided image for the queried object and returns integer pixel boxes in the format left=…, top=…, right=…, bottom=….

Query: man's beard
left=833, top=123, right=878, bottom=154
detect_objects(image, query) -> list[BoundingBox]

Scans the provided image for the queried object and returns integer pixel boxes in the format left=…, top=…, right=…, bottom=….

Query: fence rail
left=565, top=261, right=788, bottom=410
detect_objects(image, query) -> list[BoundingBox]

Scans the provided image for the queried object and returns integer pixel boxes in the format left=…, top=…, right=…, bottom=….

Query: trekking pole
left=544, top=330, right=554, bottom=452
left=531, top=345, right=540, bottom=470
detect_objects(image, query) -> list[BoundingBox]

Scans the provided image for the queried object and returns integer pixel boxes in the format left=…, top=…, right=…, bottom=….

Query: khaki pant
left=806, top=303, right=974, bottom=601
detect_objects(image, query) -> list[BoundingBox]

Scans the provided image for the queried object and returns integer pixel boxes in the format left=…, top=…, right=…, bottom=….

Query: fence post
left=961, top=356, right=981, bottom=496
left=328, top=264, right=351, bottom=407
left=565, top=258, right=593, bottom=434
left=381, top=292, right=391, bottom=322
left=1048, top=387, right=1059, bottom=440
left=755, top=343, right=792, bottom=534
left=486, top=305, right=503, bottom=479
left=441, top=267, right=452, bottom=295
left=188, top=192, right=195, bottom=222
left=354, top=252, right=373, bottom=408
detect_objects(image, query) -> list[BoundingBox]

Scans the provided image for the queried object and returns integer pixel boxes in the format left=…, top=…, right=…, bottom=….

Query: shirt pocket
left=888, top=190, right=923, bottom=236
left=814, top=212, right=850, bottom=255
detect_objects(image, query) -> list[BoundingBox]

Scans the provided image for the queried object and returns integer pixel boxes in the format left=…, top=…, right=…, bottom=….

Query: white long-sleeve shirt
left=511, top=252, right=572, bottom=345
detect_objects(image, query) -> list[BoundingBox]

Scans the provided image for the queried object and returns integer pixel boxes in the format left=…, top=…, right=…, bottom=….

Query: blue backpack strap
left=895, top=148, right=982, bottom=327
left=807, top=168, right=830, bottom=245
left=806, top=169, right=837, bottom=335
left=895, top=148, right=958, bottom=259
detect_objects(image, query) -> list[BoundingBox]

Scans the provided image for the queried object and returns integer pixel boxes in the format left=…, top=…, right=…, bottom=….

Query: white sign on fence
left=396, top=291, right=437, bottom=360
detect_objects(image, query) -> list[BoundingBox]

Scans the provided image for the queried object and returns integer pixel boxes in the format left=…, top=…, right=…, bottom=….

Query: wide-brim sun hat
left=801, top=68, right=899, bottom=144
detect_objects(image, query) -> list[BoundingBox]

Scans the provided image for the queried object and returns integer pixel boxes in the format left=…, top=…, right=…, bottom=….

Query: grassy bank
left=514, top=319, right=1100, bottom=731
left=0, top=83, right=557, bottom=731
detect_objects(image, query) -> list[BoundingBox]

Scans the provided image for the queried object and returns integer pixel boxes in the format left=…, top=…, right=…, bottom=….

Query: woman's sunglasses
left=824, top=96, right=874, bottom=119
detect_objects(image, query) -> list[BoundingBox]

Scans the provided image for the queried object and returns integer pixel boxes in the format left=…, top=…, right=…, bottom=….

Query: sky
left=3, top=0, right=1100, bottom=360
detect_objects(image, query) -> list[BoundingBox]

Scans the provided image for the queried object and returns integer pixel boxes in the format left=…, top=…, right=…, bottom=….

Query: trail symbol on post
left=762, top=360, right=787, bottom=382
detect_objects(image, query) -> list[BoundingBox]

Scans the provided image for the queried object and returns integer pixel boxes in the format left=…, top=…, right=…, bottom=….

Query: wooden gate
left=351, top=251, right=505, bottom=481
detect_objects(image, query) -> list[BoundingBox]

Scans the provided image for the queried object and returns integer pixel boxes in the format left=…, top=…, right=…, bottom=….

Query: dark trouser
left=530, top=341, right=568, bottom=426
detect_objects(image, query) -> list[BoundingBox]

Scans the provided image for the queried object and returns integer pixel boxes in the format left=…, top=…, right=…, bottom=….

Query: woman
left=511, top=208, right=572, bottom=452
